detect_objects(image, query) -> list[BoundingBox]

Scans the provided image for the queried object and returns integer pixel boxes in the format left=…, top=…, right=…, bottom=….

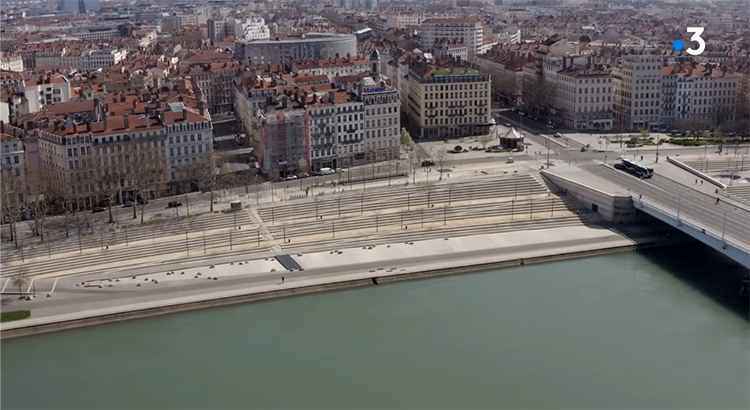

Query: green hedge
left=1, top=310, right=31, bottom=323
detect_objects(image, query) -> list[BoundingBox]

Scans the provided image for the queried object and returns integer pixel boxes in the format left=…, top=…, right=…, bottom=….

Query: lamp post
left=721, top=211, right=727, bottom=243
left=676, top=191, right=683, bottom=223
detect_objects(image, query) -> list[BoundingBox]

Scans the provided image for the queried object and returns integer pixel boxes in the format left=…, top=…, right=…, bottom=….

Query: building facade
left=405, top=60, right=492, bottom=138
left=234, top=33, right=357, bottom=64
left=421, top=18, right=483, bottom=58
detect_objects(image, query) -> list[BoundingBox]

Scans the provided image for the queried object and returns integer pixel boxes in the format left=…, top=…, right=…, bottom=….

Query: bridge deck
left=581, top=164, right=750, bottom=249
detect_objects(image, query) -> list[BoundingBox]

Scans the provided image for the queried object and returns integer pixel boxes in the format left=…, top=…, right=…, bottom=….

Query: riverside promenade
left=0, top=223, right=682, bottom=339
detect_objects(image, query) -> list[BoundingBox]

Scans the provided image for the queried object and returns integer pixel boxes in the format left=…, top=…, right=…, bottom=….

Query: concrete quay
left=0, top=224, right=682, bottom=340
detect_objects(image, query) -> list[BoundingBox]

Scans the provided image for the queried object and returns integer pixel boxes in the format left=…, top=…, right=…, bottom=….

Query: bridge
left=579, top=164, right=750, bottom=269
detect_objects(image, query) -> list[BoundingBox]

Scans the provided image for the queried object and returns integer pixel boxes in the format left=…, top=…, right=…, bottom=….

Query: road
left=582, top=164, right=750, bottom=246
left=496, top=111, right=727, bottom=164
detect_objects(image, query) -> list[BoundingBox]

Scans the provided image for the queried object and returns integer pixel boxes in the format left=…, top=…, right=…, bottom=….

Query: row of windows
left=425, top=83, right=488, bottom=92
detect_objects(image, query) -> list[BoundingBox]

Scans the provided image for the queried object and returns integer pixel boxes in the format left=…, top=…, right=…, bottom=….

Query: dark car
left=123, top=201, right=134, bottom=208
left=614, top=163, right=625, bottom=170
left=421, top=160, right=435, bottom=167
left=168, top=201, right=183, bottom=208
left=92, top=206, right=106, bottom=213
left=137, top=197, right=148, bottom=205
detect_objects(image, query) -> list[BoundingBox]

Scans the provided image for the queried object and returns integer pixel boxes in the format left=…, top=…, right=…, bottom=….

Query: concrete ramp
left=275, top=254, right=303, bottom=271
left=541, top=166, right=637, bottom=223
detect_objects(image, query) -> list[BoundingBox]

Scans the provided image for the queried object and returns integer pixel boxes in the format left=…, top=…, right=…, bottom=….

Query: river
left=2, top=244, right=748, bottom=409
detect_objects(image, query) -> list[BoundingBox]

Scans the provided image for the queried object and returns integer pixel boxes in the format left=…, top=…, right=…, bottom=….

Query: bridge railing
left=633, top=196, right=748, bottom=252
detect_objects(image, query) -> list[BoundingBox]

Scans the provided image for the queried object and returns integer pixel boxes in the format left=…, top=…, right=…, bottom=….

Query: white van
left=318, top=167, right=334, bottom=175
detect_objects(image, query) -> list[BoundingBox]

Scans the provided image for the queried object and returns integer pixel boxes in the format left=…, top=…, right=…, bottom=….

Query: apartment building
left=0, top=133, right=26, bottom=219
left=291, top=55, right=371, bottom=78
left=405, top=59, right=492, bottom=138
left=672, top=63, right=738, bottom=129
left=234, top=33, right=357, bottom=64
left=0, top=54, right=24, bottom=72
left=377, top=14, right=427, bottom=31
left=27, top=95, right=213, bottom=207
left=234, top=17, right=270, bottom=41
left=19, top=75, right=73, bottom=113
left=35, top=48, right=129, bottom=71
left=66, top=28, right=120, bottom=41
left=555, top=65, right=613, bottom=130
left=473, top=49, right=525, bottom=105
left=175, top=61, right=242, bottom=114
left=612, top=48, right=664, bottom=131
left=421, top=18, right=483, bottom=58
left=252, top=53, right=399, bottom=175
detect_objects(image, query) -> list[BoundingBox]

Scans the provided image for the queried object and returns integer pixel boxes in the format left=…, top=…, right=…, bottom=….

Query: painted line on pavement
left=25, top=278, right=35, bottom=294
left=50, top=278, right=59, bottom=294
left=1, top=278, right=8, bottom=292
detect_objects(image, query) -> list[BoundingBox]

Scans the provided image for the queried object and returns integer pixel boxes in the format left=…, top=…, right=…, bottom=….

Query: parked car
left=553, top=133, right=563, bottom=138
left=518, top=111, right=526, bottom=116
left=299, top=173, right=310, bottom=178
left=92, top=206, right=106, bottom=213
left=283, top=175, right=298, bottom=181
left=123, top=201, right=134, bottom=207
left=580, top=146, right=588, bottom=152
left=421, top=160, right=435, bottom=167
left=168, top=201, right=183, bottom=208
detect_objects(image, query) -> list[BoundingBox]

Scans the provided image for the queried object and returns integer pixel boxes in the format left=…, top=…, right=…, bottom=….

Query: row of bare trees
left=0, top=138, right=235, bottom=247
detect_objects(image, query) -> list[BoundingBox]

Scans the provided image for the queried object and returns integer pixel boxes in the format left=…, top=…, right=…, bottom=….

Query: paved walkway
left=1, top=224, right=674, bottom=333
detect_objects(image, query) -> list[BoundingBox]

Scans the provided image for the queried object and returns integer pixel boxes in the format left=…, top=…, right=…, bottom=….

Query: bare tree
left=184, top=151, right=230, bottom=213
left=91, top=145, right=122, bottom=224
left=25, top=167, right=54, bottom=242
left=431, top=146, right=448, bottom=181
left=0, top=170, right=22, bottom=246
left=408, top=149, right=420, bottom=184
left=121, top=138, right=165, bottom=223
left=11, top=267, right=29, bottom=298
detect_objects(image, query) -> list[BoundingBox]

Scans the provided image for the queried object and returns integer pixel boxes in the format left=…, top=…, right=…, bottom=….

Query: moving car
left=168, top=201, right=183, bottom=208
left=92, top=206, right=106, bottom=213
left=123, top=201, right=134, bottom=207
left=421, top=160, right=435, bottom=167
left=553, top=133, right=563, bottom=138
left=318, top=167, right=334, bottom=175
left=283, top=175, right=298, bottom=181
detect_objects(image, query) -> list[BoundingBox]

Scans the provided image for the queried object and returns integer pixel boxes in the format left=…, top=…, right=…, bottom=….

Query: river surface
left=2, top=244, right=748, bottom=409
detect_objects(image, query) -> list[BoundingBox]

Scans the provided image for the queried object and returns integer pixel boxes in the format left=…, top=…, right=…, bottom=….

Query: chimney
left=182, top=108, right=188, bottom=121
left=124, top=115, right=130, bottom=130
left=86, top=121, right=92, bottom=133
left=281, top=96, right=288, bottom=109
left=198, top=101, right=206, bottom=116
left=178, top=95, right=184, bottom=102
left=312, top=94, right=318, bottom=104
left=54, top=120, right=60, bottom=131
left=346, top=52, right=351, bottom=62
left=328, top=91, right=335, bottom=103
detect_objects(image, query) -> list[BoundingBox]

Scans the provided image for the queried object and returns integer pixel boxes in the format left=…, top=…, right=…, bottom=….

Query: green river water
left=1, top=244, right=748, bottom=409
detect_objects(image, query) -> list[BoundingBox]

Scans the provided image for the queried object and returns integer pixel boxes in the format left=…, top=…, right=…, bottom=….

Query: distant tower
left=370, top=49, right=380, bottom=76
left=78, top=0, right=86, bottom=13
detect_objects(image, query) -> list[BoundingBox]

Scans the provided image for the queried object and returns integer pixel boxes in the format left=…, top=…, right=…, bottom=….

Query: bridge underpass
left=580, top=164, right=750, bottom=269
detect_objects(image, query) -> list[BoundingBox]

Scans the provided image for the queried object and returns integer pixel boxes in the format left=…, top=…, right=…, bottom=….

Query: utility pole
left=721, top=211, right=727, bottom=243
left=676, top=192, right=683, bottom=223
left=185, top=231, right=189, bottom=255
